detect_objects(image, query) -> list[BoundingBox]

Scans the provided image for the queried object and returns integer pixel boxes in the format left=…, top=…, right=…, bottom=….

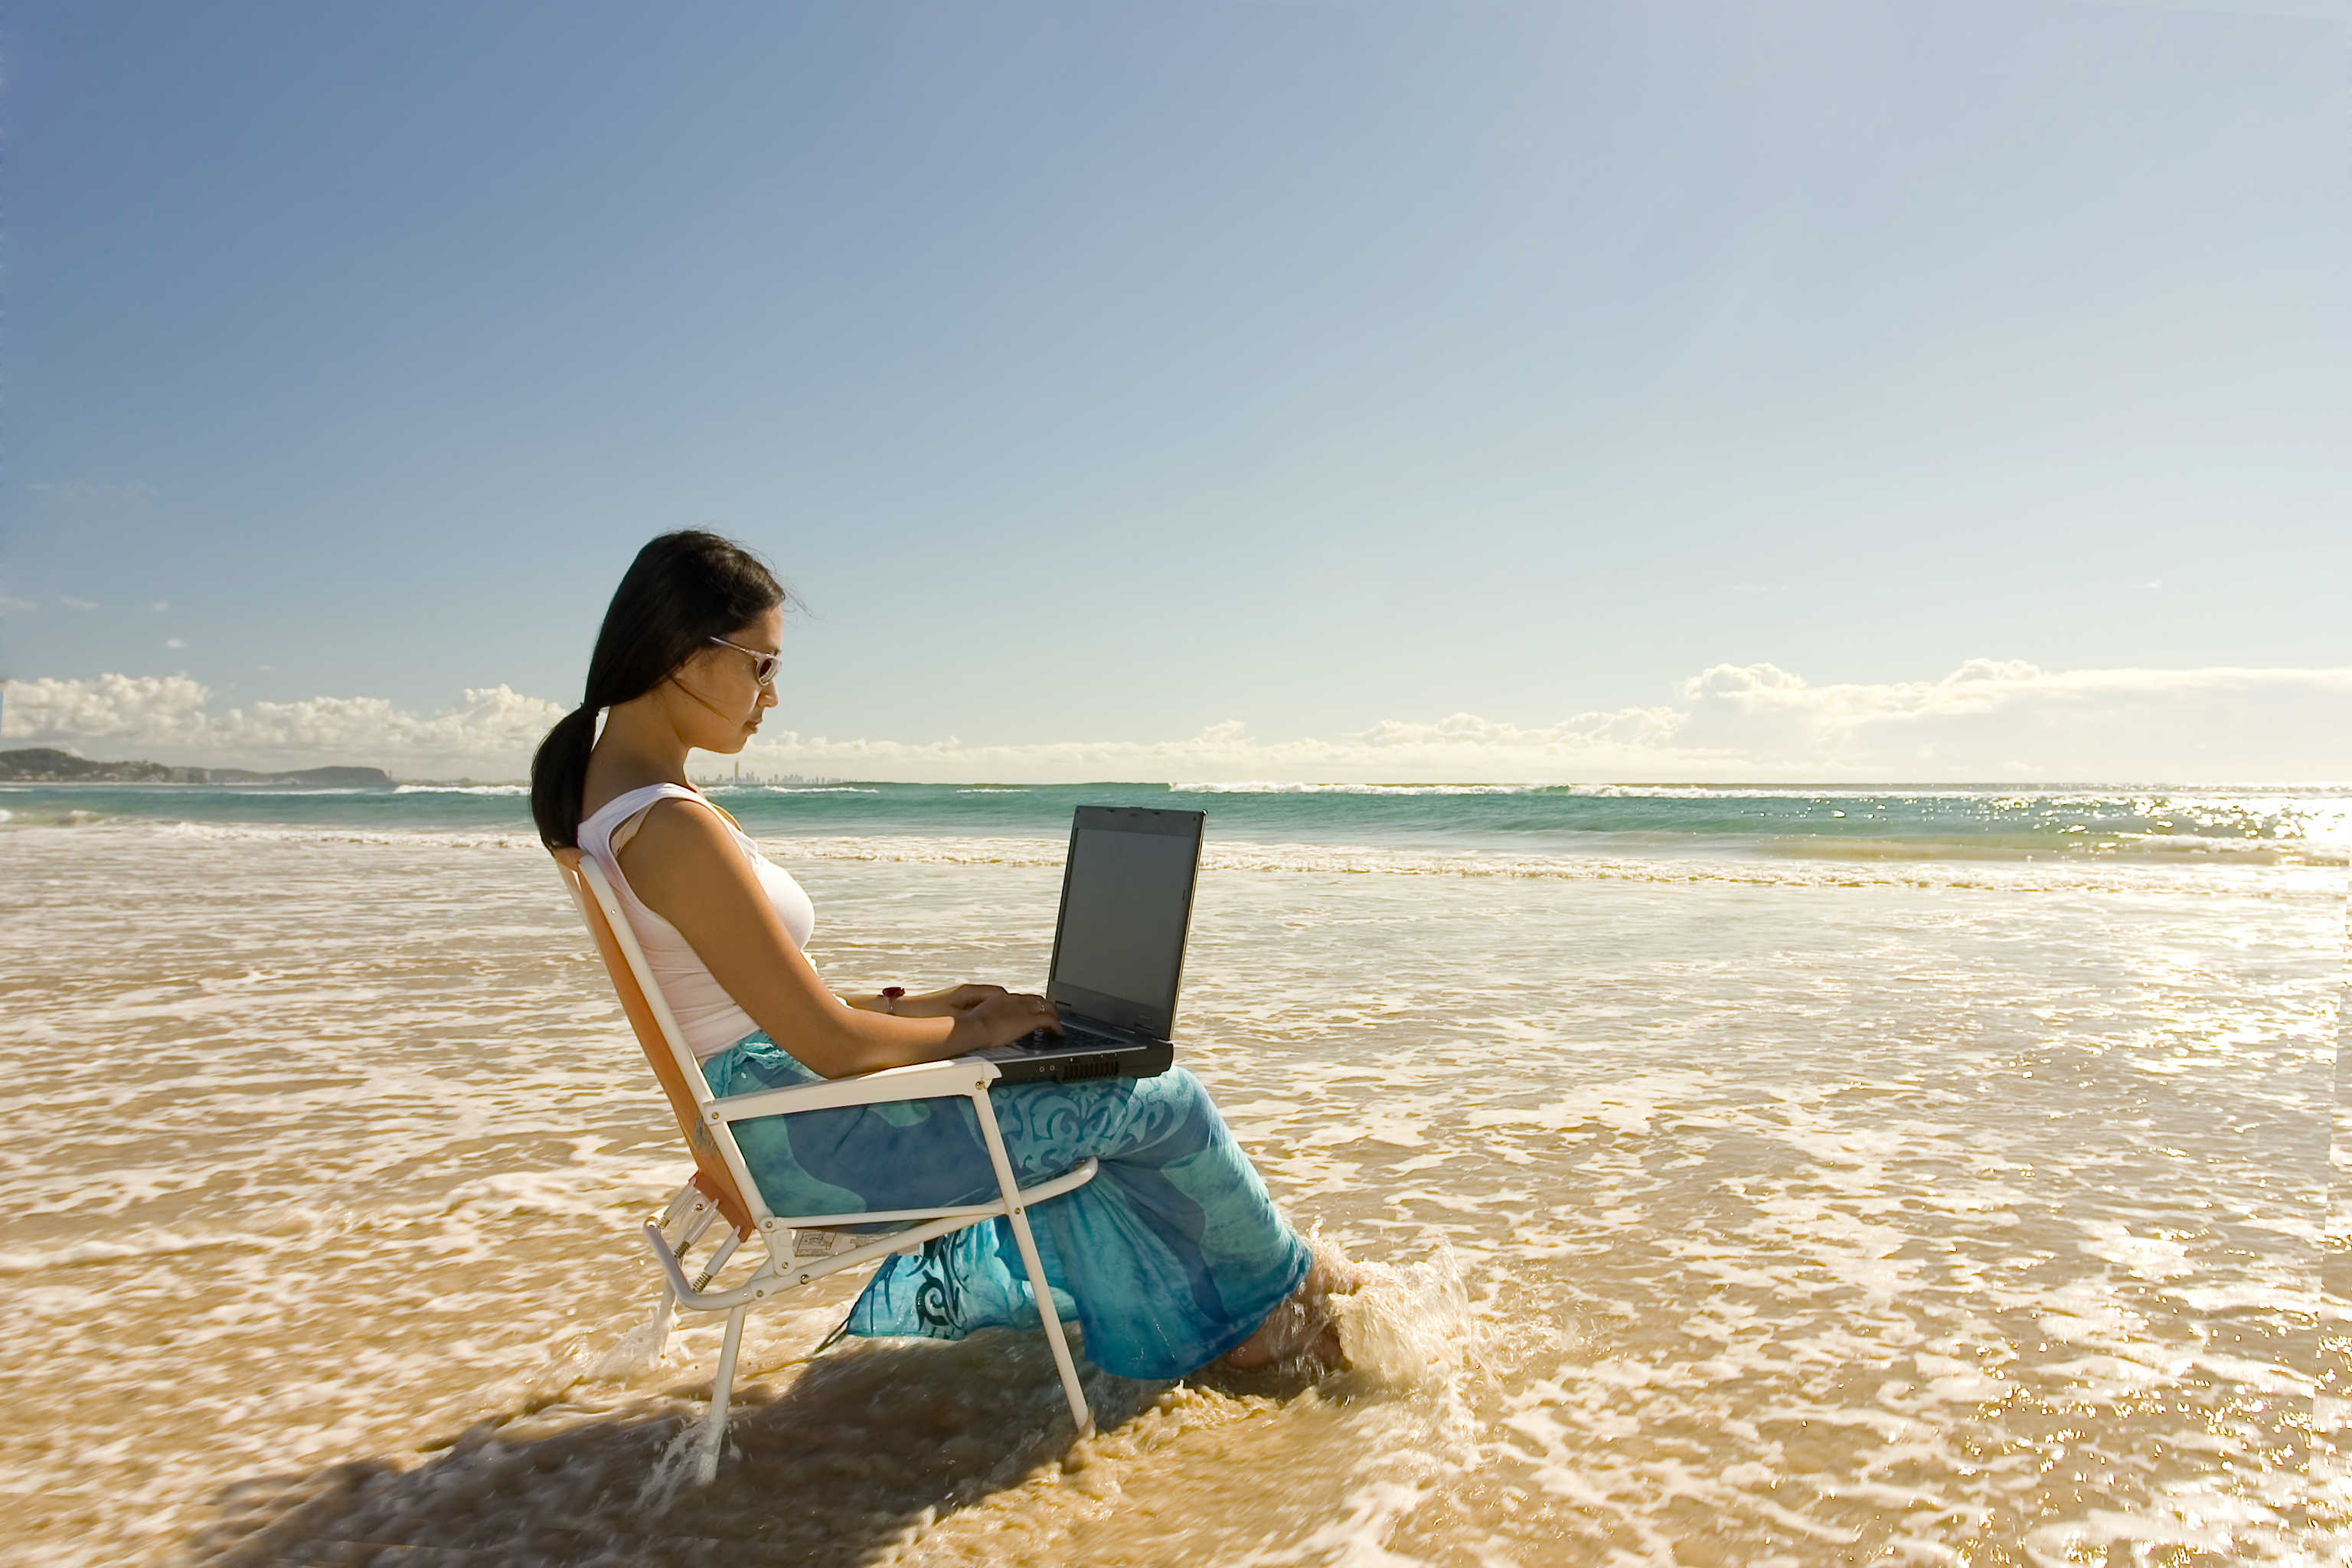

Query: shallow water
left=0, top=822, right=2338, bottom=1564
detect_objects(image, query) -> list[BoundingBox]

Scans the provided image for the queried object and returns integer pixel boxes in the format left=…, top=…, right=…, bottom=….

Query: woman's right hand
left=949, top=991, right=1062, bottom=1050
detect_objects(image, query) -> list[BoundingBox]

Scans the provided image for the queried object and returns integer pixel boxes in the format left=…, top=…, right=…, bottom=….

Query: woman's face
left=667, top=604, right=782, bottom=754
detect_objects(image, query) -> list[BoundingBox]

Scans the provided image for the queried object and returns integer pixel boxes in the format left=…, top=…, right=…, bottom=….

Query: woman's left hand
left=933, top=983, right=1009, bottom=1014
left=890, top=983, right=1008, bottom=1018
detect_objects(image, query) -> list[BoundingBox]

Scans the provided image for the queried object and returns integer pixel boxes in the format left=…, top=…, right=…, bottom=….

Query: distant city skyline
left=5, top=0, right=2345, bottom=779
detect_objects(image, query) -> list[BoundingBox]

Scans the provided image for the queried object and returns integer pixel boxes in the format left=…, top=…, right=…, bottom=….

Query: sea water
left=0, top=782, right=2341, bottom=1564
left=2, top=779, right=2344, bottom=867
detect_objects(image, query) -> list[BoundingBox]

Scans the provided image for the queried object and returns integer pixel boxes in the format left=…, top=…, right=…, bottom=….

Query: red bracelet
left=879, top=986, right=906, bottom=1014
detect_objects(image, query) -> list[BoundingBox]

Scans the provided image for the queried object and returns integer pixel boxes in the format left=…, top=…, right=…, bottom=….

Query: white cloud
left=163, top=638, right=187, bottom=650
left=59, top=596, right=100, bottom=612
left=721, top=714, right=1712, bottom=785
left=0, top=593, right=34, bottom=616
left=1, top=675, right=567, bottom=779
left=5, top=674, right=215, bottom=748
left=4, top=662, right=2348, bottom=782
left=1668, top=660, right=2352, bottom=779
left=733, top=661, right=2352, bottom=782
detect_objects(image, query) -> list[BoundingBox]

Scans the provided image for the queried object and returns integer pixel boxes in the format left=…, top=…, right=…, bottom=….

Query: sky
left=3, top=0, right=2347, bottom=781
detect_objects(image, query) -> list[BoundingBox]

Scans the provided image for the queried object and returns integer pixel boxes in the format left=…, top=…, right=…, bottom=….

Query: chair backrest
left=552, top=848, right=759, bottom=1240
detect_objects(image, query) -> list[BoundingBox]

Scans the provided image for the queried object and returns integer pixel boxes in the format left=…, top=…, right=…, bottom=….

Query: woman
left=531, top=531, right=1357, bottom=1380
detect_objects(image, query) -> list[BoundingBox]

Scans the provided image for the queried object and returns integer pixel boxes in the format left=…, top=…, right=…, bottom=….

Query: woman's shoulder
left=612, top=790, right=752, bottom=896
left=580, top=771, right=695, bottom=824
left=624, top=790, right=728, bottom=835
left=606, top=789, right=735, bottom=850
left=586, top=776, right=734, bottom=862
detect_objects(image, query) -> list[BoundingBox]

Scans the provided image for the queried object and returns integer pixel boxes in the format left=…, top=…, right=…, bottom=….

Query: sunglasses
left=707, top=636, right=780, bottom=687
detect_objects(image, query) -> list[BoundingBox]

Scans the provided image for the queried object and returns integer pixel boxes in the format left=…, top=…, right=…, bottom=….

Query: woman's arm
left=617, top=802, right=1055, bottom=1078
left=838, top=984, right=1010, bottom=1017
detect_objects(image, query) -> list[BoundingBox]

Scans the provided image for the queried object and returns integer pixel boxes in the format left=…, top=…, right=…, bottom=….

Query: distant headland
left=0, top=747, right=396, bottom=789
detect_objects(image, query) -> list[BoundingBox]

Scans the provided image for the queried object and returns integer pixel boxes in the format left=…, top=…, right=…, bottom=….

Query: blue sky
left=4, top=0, right=2347, bottom=778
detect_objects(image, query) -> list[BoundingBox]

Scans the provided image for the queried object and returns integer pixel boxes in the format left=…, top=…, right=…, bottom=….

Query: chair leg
left=970, top=1089, right=1093, bottom=1439
left=643, top=1186, right=709, bottom=1363
left=1005, top=1205, right=1094, bottom=1439
left=696, top=1305, right=747, bottom=1485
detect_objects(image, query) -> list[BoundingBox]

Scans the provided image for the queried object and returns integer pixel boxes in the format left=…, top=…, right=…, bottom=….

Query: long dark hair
left=531, top=530, right=786, bottom=848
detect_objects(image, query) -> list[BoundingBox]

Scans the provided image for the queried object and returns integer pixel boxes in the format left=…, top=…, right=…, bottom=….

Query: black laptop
left=977, top=805, right=1203, bottom=1083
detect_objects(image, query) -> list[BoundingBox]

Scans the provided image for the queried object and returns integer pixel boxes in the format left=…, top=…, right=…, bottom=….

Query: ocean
left=1, top=780, right=2341, bottom=1564
left=3, top=779, right=2346, bottom=869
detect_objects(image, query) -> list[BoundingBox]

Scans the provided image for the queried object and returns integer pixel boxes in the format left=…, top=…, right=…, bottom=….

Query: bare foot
left=1222, top=1240, right=1366, bottom=1370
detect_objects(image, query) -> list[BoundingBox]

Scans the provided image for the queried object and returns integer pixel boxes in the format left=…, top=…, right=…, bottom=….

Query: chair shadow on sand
left=186, top=1327, right=1321, bottom=1568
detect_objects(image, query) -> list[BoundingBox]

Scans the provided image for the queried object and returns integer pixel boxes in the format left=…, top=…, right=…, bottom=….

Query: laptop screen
left=1047, top=806, right=1204, bottom=1038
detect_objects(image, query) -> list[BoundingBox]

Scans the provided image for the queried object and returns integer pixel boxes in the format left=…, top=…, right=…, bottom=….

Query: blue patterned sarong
left=701, top=1032, right=1313, bottom=1380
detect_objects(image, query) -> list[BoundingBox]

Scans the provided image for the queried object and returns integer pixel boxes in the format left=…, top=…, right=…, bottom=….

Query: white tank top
left=578, top=783, right=817, bottom=1060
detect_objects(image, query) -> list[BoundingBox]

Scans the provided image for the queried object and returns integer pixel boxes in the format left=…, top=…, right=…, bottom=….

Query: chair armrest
left=709, top=1054, right=1003, bottom=1122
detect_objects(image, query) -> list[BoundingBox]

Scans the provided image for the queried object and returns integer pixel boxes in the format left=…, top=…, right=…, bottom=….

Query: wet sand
left=0, top=825, right=2337, bottom=1564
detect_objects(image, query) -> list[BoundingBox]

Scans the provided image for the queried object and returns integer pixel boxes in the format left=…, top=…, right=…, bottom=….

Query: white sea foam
left=239, top=786, right=381, bottom=795
left=142, top=819, right=547, bottom=850
left=393, top=782, right=530, bottom=795
left=1175, top=780, right=1548, bottom=795
left=772, top=831, right=2345, bottom=894
left=8, top=815, right=2343, bottom=900
left=1331, top=1246, right=1475, bottom=1391
left=1173, top=778, right=2352, bottom=803
left=733, top=784, right=882, bottom=794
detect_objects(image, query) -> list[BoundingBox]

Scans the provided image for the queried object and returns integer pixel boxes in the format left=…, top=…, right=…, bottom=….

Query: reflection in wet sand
left=194, top=1246, right=1485, bottom=1564
left=198, top=1332, right=1146, bottom=1566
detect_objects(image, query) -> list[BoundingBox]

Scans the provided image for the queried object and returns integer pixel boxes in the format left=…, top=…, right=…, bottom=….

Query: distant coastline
left=0, top=747, right=395, bottom=790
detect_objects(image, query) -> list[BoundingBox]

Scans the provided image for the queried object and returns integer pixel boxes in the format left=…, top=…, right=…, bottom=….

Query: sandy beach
left=1, top=794, right=2337, bottom=1565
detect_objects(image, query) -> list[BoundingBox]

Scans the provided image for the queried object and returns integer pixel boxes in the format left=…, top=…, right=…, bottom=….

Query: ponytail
left=528, top=704, right=602, bottom=850
left=529, top=531, right=786, bottom=848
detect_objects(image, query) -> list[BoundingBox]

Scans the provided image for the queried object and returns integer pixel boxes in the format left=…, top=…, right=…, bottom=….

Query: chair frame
left=551, top=848, right=1096, bottom=1484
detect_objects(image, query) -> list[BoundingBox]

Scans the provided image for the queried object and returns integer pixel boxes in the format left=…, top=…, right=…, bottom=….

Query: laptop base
left=978, top=1031, right=1174, bottom=1084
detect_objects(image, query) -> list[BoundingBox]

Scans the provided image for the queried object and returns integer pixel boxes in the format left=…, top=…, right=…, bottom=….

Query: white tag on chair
left=792, top=1228, right=862, bottom=1258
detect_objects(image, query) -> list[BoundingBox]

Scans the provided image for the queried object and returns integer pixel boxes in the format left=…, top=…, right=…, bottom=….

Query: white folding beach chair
left=550, top=848, right=1097, bottom=1483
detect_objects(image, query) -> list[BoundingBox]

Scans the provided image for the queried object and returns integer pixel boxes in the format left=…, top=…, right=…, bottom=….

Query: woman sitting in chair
left=532, top=530, right=1360, bottom=1380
